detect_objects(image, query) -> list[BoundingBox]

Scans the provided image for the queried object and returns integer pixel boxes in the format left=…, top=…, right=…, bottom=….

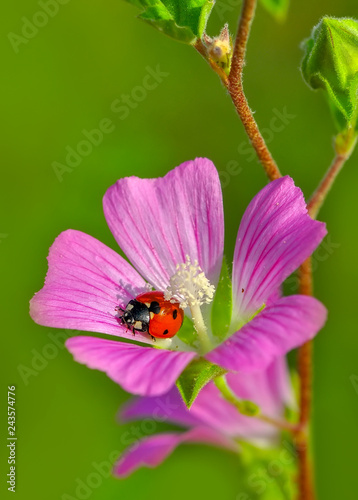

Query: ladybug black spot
left=172, top=309, right=178, bottom=320
left=149, top=301, right=161, bottom=315
left=163, top=329, right=169, bottom=336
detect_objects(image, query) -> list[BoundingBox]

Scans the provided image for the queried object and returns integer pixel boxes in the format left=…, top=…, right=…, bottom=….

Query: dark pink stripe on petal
left=103, top=158, right=224, bottom=291
left=114, top=428, right=238, bottom=477
left=233, top=177, right=327, bottom=319
left=29, top=230, right=152, bottom=342
left=206, top=295, right=327, bottom=372
left=66, top=336, right=196, bottom=396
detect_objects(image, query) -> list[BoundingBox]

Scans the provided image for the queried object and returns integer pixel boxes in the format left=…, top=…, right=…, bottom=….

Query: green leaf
left=176, top=357, right=226, bottom=408
left=211, top=258, right=232, bottom=341
left=259, top=0, right=289, bottom=23
left=301, top=17, right=358, bottom=133
left=125, top=0, right=215, bottom=44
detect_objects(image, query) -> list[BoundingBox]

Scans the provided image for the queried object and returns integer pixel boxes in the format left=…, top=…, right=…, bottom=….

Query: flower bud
left=203, top=24, right=233, bottom=75
left=301, top=17, right=358, bottom=133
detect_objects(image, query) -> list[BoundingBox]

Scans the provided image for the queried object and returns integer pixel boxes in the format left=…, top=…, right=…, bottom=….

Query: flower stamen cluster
left=164, top=255, right=215, bottom=354
left=164, top=255, right=215, bottom=309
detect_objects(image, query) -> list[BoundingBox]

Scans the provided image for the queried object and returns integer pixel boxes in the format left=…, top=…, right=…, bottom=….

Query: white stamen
left=165, top=256, right=215, bottom=353
left=164, top=255, right=215, bottom=309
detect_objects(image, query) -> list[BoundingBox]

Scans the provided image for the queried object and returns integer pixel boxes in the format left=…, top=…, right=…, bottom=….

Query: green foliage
left=176, top=357, right=226, bottom=408
left=259, top=0, right=289, bottom=23
left=211, top=258, right=232, bottom=341
left=125, top=0, right=215, bottom=43
left=301, top=17, right=358, bottom=133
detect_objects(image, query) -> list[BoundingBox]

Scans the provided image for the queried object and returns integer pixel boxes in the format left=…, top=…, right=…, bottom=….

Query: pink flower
left=30, top=158, right=327, bottom=396
left=115, top=357, right=294, bottom=477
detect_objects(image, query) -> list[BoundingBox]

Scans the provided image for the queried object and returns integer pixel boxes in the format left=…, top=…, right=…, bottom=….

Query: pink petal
left=226, top=356, right=295, bottom=417
left=114, top=428, right=238, bottom=477
left=29, top=230, right=153, bottom=343
left=206, top=295, right=327, bottom=372
left=189, top=366, right=292, bottom=445
left=119, top=386, right=203, bottom=428
left=103, top=158, right=224, bottom=291
left=120, top=358, right=294, bottom=446
left=232, top=176, right=327, bottom=319
left=65, top=336, right=196, bottom=396
left=119, top=385, right=258, bottom=438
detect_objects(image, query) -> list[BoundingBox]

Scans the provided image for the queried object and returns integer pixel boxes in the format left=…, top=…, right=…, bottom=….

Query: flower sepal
left=335, top=127, right=358, bottom=156
left=202, top=24, right=233, bottom=76
left=301, top=17, right=358, bottom=133
left=176, top=357, right=226, bottom=408
left=210, top=258, right=232, bottom=342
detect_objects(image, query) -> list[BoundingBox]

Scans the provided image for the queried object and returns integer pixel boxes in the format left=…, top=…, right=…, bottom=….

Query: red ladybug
left=118, top=291, right=184, bottom=339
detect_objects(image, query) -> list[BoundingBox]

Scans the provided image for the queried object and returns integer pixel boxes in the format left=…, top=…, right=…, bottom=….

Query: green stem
left=190, top=302, right=212, bottom=353
left=308, top=130, right=357, bottom=218
left=214, top=375, right=297, bottom=433
left=308, top=153, right=347, bottom=219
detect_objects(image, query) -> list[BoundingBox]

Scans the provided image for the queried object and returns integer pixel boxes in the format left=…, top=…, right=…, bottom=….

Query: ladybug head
left=122, top=310, right=134, bottom=324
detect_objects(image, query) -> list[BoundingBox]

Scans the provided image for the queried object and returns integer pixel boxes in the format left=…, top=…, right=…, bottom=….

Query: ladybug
left=118, top=291, right=184, bottom=340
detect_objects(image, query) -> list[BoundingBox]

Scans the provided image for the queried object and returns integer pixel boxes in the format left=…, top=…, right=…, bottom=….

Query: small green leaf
left=301, top=17, right=358, bottom=133
left=125, top=0, right=215, bottom=44
left=176, top=357, right=226, bottom=408
left=211, top=258, right=232, bottom=341
left=259, top=0, right=289, bottom=23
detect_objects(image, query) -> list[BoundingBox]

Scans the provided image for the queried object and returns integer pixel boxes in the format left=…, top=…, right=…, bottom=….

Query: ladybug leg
left=139, top=323, right=155, bottom=342
left=129, top=324, right=136, bottom=336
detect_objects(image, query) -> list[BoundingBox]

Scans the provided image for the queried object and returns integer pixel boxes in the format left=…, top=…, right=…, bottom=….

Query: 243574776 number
left=8, top=386, right=16, bottom=436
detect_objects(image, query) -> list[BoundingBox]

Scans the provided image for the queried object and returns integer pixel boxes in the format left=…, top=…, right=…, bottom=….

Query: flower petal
left=114, top=428, right=238, bottom=477
left=120, top=358, right=294, bottom=447
left=119, top=386, right=203, bottom=428
left=226, top=356, right=295, bottom=416
left=103, top=158, right=224, bottom=291
left=30, top=230, right=152, bottom=343
left=206, top=295, right=327, bottom=372
left=232, top=176, right=327, bottom=319
left=66, top=336, right=196, bottom=396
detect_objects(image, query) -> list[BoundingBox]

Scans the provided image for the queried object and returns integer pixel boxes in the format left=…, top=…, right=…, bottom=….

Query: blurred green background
left=1, top=0, right=357, bottom=499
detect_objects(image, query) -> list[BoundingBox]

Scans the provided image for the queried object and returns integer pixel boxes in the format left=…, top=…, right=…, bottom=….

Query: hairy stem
left=194, top=0, right=280, bottom=180
left=295, top=258, right=315, bottom=500
left=194, top=2, right=358, bottom=498
left=227, top=0, right=281, bottom=181
left=308, top=154, right=347, bottom=219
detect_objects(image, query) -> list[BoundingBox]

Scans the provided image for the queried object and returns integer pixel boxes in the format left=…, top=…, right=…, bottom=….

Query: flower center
left=164, top=255, right=215, bottom=308
left=165, top=256, right=215, bottom=353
